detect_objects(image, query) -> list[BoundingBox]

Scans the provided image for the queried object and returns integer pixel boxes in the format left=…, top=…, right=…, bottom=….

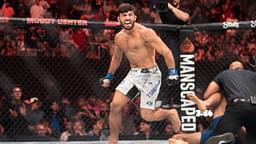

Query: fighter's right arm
left=107, top=34, right=123, bottom=75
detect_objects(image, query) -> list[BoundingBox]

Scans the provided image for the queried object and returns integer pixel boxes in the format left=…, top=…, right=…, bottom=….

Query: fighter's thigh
left=116, top=72, right=139, bottom=100
left=140, top=73, right=161, bottom=110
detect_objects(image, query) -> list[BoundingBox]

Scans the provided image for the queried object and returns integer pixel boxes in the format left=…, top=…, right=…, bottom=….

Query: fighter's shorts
left=200, top=116, right=222, bottom=144
left=116, top=65, right=161, bottom=110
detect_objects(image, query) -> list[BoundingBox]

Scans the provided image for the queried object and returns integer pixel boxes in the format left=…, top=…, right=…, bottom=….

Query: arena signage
left=251, top=20, right=256, bottom=28
left=104, top=21, right=120, bottom=27
left=57, top=19, right=88, bottom=26
left=26, top=18, right=88, bottom=26
left=26, top=18, right=55, bottom=24
left=0, top=17, right=9, bottom=23
left=222, top=21, right=239, bottom=29
left=180, top=54, right=196, bottom=132
left=179, top=38, right=196, bottom=132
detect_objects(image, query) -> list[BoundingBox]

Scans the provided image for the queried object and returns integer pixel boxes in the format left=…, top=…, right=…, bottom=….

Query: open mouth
left=124, top=21, right=132, bottom=27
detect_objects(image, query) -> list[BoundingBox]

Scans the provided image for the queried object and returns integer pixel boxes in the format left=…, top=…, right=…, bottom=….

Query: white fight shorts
left=116, top=65, right=161, bottom=110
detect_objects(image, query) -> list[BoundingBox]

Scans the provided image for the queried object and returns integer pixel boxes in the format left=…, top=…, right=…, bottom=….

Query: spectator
left=87, top=118, right=107, bottom=140
left=30, top=0, right=44, bottom=18
left=138, top=1, right=153, bottom=23
left=189, top=0, right=210, bottom=24
left=72, top=29, right=89, bottom=56
left=32, top=121, right=57, bottom=141
left=162, top=124, right=175, bottom=139
left=1, top=85, right=30, bottom=137
left=21, top=97, right=45, bottom=131
left=59, top=118, right=72, bottom=141
left=1, top=0, right=15, bottom=17
left=15, top=0, right=28, bottom=17
left=149, top=9, right=162, bottom=24
left=134, top=119, right=158, bottom=140
left=70, top=119, right=87, bottom=137
left=39, top=0, right=50, bottom=17
left=74, top=97, right=97, bottom=131
left=61, top=96, right=75, bottom=120
left=59, top=27, right=78, bottom=57
left=45, top=100, right=65, bottom=138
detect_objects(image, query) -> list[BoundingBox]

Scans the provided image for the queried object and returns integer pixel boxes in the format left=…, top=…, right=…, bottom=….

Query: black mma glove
left=166, top=68, right=179, bottom=86
left=99, top=73, right=113, bottom=88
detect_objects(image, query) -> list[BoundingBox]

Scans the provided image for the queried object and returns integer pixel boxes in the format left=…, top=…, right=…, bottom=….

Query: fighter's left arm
left=143, top=28, right=176, bottom=69
left=144, top=28, right=178, bottom=85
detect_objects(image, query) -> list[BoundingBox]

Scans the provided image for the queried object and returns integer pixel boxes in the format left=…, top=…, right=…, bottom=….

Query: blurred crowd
left=0, top=85, right=175, bottom=141
left=0, top=0, right=255, bottom=64
left=0, top=0, right=256, bottom=141
left=194, top=29, right=256, bottom=65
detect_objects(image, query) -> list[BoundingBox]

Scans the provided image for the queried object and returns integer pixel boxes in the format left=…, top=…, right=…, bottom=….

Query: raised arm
left=167, top=3, right=190, bottom=22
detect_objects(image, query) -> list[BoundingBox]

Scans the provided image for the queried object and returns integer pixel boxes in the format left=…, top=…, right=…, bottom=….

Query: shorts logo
left=120, top=80, right=125, bottom=85
left=146, top=101, right=153, bottom=106
left=147, top=80, right=160, bottom=97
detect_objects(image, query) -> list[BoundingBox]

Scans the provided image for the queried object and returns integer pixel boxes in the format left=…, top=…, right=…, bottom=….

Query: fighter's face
left=118, top=11, right=137, bottom=30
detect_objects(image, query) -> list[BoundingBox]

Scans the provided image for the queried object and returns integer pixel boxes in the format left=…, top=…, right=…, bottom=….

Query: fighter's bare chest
left=118, top=34, right=146, bottom=51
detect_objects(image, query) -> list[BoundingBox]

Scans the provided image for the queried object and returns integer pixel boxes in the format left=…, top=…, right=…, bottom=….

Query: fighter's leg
left=168, top=138, right=189, bottom=144
left=170, top=132, right=201, bottom=144
left=140, top=108, right=181, bottom=133
left=138, top=69, right=181, bottom=132
left=187, top=92, right=222, bottom=112
left=109, top=91, right=130, bottom=144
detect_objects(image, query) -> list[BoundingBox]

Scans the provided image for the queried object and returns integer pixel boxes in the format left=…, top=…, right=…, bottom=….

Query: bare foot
left=168, top=138, right=189, bottom=144
left=169, top=109, right=181, bottom=133
left=187, top=94, right=207, bottom=112
left=108, top=137, right=118, bottom=144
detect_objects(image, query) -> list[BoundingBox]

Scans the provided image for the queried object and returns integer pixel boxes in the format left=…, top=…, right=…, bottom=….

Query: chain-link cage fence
left=194, top=28, right=256, bottom=96
left=191, top=27, right=256, bottom=133
left=0, top=17, right=256, bottom=142
left=0, top=18, right=180, bottom=141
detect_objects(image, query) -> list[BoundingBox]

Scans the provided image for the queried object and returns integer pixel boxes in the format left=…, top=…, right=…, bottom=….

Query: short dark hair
left=117, top=3, right=136, bottom=15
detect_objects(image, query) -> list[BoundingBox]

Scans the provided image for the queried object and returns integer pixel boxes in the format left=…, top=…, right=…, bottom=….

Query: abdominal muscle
left=125, top=48, right=156, bottom=68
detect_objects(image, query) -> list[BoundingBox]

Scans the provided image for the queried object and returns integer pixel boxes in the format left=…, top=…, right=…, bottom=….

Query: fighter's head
left=117, top=3, right=137, bottom=30
left=229, top=60, right=244, bottom=70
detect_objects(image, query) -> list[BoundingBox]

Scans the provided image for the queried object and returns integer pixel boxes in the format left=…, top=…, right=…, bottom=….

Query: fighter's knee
left=109, top=102, right=123, bottom=113
left=170, top=108, right=178, bottom=115
left=140, top=109, right=154, bottom=121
